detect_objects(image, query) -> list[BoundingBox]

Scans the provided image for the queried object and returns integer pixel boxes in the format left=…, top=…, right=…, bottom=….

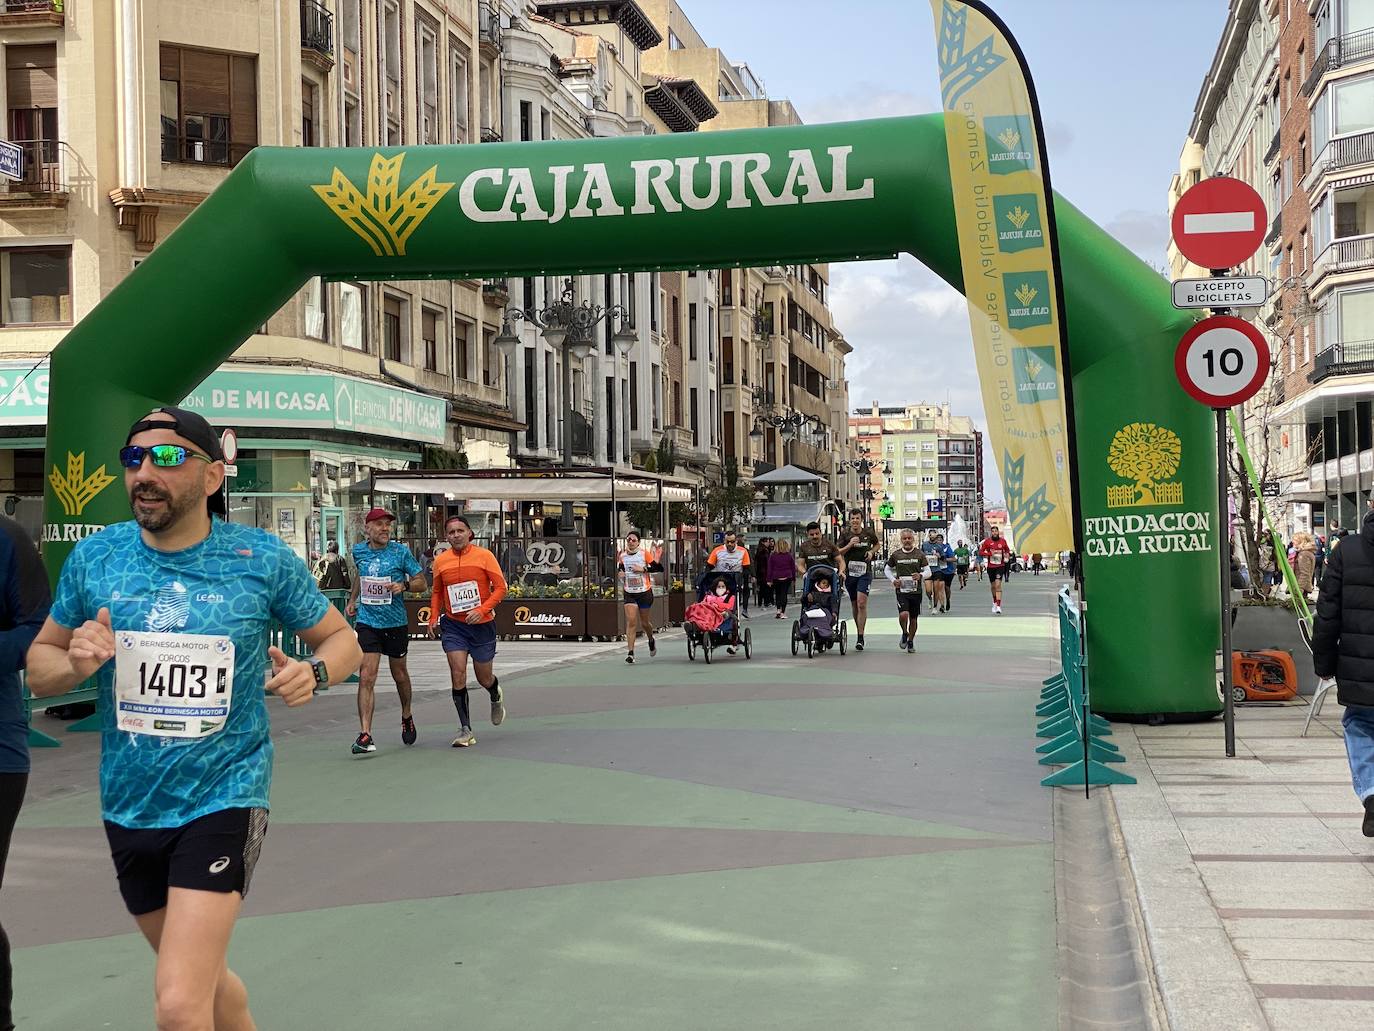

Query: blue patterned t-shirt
left=350, top=540, right=421, bottom=629
left=49, top=519, right=329, bottom=829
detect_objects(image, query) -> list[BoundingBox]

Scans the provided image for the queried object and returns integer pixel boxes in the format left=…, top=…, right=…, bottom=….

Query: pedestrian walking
left=313, top=539, right=350, bottom=591
left=1312, top=509, right=1374, bottom=837
left=753, top=537, right=774, bottom=610
left=1315, top=535, right=1327, bottom=586
left=768, top=539, right=796, bottom=618
left=1294, top=532, right=1317, bottom=599
left=0, top=514, right=47, bottom=1028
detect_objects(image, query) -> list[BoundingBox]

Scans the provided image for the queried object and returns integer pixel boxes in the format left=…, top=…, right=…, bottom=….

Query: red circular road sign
left=1170, top=177, right=1267, bottom=270
left=1174, top=316, right=1270, bottom=408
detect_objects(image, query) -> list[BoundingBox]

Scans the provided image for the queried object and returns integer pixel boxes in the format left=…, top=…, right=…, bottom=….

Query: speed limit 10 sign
left=1173, top=315, right=1270, bottom=409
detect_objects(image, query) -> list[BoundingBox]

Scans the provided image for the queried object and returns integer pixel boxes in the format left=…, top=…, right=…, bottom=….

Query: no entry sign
left=1174, top=315, right=1270, bottom=408
left=1171, top=177, right=1267, bottom=271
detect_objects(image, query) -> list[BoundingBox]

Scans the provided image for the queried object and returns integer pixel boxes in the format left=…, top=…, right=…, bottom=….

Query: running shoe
left=648, top=637, right=657, bottom=657
left=898, top=634, right=908, bottom=649
left=490, top=682, right=506, bottom=726
left=907, top=640, right=916, bottom=653
left=451, top=727, right=476, bottom=747
left=626, top=653, right=635, bottom=664
left=855, top=635, right=865, bottom=651
left=351, top=732, right=376, bottom=756
left=1364, top=797, right=1374, bottom=838
left=991, top=605, right=998, bottom=614
left=401, top=716, right=417, bottom=746
left=995, top=605, right=1003, bottom=615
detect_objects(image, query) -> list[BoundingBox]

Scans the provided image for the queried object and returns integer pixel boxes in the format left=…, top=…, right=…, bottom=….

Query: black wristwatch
left=309, top=657, right=329, bottom=687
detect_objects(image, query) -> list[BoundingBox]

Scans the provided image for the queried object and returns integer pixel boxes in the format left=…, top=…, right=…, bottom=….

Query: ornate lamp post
left=838, top=445, right=892, bottom=520
left=496, top=277, right=634, bottom=531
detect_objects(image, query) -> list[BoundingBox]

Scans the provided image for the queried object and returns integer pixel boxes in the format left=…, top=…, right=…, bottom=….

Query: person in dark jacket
left=1312, top=509, right=1374, bottom=837
left=0, top=515, right=49, bottom=1029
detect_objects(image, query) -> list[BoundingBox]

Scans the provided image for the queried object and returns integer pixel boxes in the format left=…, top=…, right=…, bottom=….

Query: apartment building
left=848, top=402, right=986, bottom=530
left=641, top=0, right=854, bottom=505
left=1174, top=0, right=1374, bottom=536
left=0, top=0, right=519, bottom=557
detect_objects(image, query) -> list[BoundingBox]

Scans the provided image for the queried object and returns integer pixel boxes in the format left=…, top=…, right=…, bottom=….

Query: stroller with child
left=790, top=563, right=848, bottom=658
left=683, top=571, right=754, bottom=663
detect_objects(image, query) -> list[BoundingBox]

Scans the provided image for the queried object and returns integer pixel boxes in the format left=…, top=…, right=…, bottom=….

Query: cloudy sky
left=680, top=0, right=1229, bottom=499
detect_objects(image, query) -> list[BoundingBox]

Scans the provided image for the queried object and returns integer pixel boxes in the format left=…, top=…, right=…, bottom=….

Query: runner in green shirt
left=954, top=540, right=972, bottom=590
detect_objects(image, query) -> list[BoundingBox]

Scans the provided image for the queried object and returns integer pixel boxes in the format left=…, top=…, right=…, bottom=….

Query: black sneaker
left=648, top=637, right=657, bottom=657
left=855, top=635, right=864, bottom=651
left=1364, top=797, right=1374, bottom=838
left=401, top=716, right=417, bottom=746
left=351, top=732, right=376, bottom=756
left=626, top=653, right=635, bottom=664
left=898, top=634, right=908, bottom=649
left=907, top=640, right=916, bottom=653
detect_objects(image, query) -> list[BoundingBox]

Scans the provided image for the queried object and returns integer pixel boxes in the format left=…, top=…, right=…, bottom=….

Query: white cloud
left=799, top=85, right=937, bottom=126
left=830, top=256, right=1005, bottom=502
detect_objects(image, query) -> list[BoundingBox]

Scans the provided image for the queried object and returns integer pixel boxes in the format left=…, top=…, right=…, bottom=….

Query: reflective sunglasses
left=119, top=444, right=213, bottom=469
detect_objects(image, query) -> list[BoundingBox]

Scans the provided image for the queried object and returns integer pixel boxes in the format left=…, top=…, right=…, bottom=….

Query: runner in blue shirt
left=921, top=530, right=948, bottom=615
left=27, top=407, right=361, bottom=1031
left=933, top=532, right=958, bottom=613
left=345, top=508, right=425, bottom=755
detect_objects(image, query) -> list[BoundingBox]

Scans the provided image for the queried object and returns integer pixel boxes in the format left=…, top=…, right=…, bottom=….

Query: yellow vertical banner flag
left=929, top=0, right=1075, bottom=553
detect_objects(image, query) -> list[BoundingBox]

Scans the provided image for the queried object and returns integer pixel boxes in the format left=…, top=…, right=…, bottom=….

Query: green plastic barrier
left=40, top=114, right=1219, bottom=717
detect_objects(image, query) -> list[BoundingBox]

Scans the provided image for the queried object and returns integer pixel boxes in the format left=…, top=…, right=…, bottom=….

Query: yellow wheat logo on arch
left=50, top=451, right=116, bottom=517
left=312, top=152, right=454, bottom=257
left=1106, top=423, right=1183, bottom=509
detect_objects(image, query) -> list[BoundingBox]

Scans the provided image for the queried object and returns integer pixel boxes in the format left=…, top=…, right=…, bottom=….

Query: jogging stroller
left=791, top=564, right=847, bottom=658
left=684, top=571, right=753, bottom=663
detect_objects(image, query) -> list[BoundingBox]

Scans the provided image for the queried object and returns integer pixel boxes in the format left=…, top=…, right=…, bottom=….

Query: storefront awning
left=372, top=470, right=695, bottom=502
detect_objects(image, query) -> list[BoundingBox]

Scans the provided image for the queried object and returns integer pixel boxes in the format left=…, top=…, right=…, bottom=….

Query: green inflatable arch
left=41, top=114, right=1220, bottom=718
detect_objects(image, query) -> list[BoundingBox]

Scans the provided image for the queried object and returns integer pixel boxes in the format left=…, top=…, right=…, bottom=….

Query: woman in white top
left=619, top=531, right=663, bottom=664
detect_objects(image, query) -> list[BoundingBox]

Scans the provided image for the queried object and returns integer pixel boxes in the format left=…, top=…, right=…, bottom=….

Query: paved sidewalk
left=1112, top=699, right=1373, bottom=1031
left=9, top=578, right=1065, bottom=1030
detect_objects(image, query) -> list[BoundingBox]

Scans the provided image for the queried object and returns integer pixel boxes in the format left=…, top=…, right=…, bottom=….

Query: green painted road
left=10, top=573, right=1065, bottom=1030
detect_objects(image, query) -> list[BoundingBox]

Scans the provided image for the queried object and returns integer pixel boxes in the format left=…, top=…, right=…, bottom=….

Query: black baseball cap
left=125, top=406, right=227, bottom=516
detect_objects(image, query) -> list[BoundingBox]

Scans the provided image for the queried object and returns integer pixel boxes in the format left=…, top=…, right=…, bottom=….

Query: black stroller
left=791, top=564, right=847, bottom=658
left=684, top=571, right=753, bottom=663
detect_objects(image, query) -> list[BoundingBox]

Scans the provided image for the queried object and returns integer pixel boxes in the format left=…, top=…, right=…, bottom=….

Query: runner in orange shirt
left=428, top=515, right=507, bottom=747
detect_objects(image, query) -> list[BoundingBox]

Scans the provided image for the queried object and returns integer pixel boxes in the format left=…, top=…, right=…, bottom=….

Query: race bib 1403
left=114, top=631, right=235, bottom=739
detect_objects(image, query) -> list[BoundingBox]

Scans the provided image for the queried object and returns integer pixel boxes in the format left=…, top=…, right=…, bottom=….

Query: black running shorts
left=357, top=623, right=410, bottom=658
left=104, top=807, right=269, bottom=916
left=896, top=592, right=922, bottom=617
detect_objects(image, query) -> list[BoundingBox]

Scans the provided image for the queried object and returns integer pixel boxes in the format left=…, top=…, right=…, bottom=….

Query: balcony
left=1313, top=234, right=1374, bottom=280
left=1302, top=27, right=1374, bottom=98
left=1315, top=129, right=1374, bottom=188
left=0, top=1, right=63, bottom=26
left=300, top=0, right=334, bottom=72
left=480, top=125, right=502, bottom=143
left=1311, top=339, right=1374, bottom=383
left=1264, top=210, right=1282, bottom=249
left=161, top=133, right=253, bottom=168
left=1263, top=127, right=1281, bottom=166
left=482, top=278, right=509, bottom=304
left=0, top=139, right=70, bottom=208
left=478, top=1, right=502, bottom=55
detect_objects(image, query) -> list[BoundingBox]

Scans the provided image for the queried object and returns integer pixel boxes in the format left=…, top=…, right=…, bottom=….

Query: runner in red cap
left=345, top=507, right=426, bottom=754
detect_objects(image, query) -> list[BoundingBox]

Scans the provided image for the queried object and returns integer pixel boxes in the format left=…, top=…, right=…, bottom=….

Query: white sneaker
left=991, top=605, right=998, bottom=614
left=995, top=605, right=1003, bottom=614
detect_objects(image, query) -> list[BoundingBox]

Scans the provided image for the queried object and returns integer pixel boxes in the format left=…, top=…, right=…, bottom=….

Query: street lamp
left=839, top=446, right=892, bottom=520
left=502, top=277, right=631, bottom=530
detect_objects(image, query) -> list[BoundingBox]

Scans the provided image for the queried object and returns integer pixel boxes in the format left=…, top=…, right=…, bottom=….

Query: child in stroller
left=683, top=572, right=753, bottom=662
left=792, top=565, right=847, bottom=657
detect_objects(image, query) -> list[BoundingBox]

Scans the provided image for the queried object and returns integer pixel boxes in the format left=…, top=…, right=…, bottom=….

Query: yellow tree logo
left=996, top=128, right=1022, bottom=152
left=1006, top=205, right=1032, bottom=230
left=1014, top=282, right=1039, bottom=307
left=312, top=152, right=454, bottom=257
left=1106, top=423, right=1183, bottom=508
left=50, top=451, right=116, bottom=517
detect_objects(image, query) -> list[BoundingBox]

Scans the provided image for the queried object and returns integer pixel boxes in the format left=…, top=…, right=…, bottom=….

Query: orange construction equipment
left=1231, top=649, right=1298, bottom=704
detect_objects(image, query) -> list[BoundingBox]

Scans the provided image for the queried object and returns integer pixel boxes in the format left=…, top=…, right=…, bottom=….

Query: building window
left=344, top=97, right=361, bottom=147
left=2, top=246, right=71, bottom=325
left=418, top=18, right=439, bottom=144
left=671, top=295, right=680, bottom=346
left=673, top=381, right=682, bottom=426
left=629, top=361, right=639, bottom=432
left=707, top=306, right=715, bottom=362
left=540, top=107, right=551, bottom=141
left=524, top=348, right=538, bottom=449
left=449, top=39, right=469, bottom=144
left=421, top=307, right=440, bottom=372
left=7, top=44, right=58, bottom=180
left=159, top=44, right=257, bottom=166
left=520, top=100, right=532, bottom=142
left=301, top=78, right=318, bottom=146
left=455, top=319, right=471, bottom=381
left=304, top=276, right=327, bottom=340
left=483, top=328, right=499, bottom=388
left=382, top=294, right=406, bottom=362
left=651, top=363, right=661, bottom=429
left=340, top=282, right=366, bottom=351
left=689, top=303, right=698, bottom=359
left=381, top=1, right=402, bottom=145
left=690, top=387, right=700, bottom=446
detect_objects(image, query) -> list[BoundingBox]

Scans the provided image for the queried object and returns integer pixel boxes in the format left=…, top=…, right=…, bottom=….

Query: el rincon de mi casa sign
left=39, top=109, right=1221, bottom=718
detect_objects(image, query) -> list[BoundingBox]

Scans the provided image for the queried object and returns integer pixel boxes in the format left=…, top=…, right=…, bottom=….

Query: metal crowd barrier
left=22, top=672, right=99, bottom=747
left=1037, top=586, right=1135, bottom=790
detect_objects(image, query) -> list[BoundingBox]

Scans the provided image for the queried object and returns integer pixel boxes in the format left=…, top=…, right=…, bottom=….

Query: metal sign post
left=1214, top=403, right=1236, bottom=757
